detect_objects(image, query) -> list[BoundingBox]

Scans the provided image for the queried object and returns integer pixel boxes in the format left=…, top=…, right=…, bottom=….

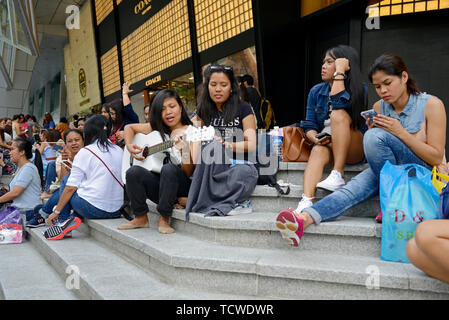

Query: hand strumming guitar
left=126, top=143, right=145, bottom=162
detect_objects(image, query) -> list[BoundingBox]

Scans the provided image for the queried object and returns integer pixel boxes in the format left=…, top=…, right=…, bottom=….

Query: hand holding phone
left=315, top=132, right=331, bottom=144
left=360, top=109, right=378, bottom=124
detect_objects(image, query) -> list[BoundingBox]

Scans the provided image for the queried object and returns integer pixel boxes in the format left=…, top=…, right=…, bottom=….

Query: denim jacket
left=300, top=82, right=367, bottom=134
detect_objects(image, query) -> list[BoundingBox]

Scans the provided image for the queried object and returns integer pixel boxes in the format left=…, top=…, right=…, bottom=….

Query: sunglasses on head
left=209, top=65, right=233, bottom=72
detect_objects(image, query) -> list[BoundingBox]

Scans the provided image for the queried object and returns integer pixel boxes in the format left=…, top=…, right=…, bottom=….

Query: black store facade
left=92, top=0, right=449, bottom=149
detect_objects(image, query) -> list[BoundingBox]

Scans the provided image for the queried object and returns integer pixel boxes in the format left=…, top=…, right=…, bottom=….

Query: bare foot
left=158, top=216, right=174, bottom=234
left=177, top=197, right=187, bottom=207
left=117, top=215, right=149, bottom=230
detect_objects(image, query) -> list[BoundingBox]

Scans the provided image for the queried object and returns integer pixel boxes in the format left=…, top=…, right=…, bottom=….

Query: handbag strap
left=84, top=147, right=124, bottom=189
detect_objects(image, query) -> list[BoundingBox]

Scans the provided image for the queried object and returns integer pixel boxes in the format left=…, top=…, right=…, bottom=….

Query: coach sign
left=118, top=0, right=171, bottom=40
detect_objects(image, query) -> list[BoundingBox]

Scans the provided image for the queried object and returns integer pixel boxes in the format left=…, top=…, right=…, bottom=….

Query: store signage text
left=135, top=0, right=152, bottom=16
left=146, top=74, right=162, bottom=86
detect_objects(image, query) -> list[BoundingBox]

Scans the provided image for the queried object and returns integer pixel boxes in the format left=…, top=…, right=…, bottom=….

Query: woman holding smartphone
left=295, top=45, right=367, bottom=213
left=276, top=54, right=446, bottom=247
left=27, top=129, right=84, bottom=228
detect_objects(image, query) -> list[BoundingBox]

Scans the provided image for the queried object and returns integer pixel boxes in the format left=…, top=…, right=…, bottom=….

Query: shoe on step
left=316, top=170, right=345, bottom=192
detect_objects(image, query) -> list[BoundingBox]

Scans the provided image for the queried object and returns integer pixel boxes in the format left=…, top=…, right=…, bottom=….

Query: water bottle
left=271, top=126, right=283, bottom=162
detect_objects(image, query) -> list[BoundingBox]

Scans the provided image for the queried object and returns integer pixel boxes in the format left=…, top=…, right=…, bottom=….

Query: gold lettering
left=134, top=0, right=152, bottom=15
left=145, top=75, right=162, bottom=86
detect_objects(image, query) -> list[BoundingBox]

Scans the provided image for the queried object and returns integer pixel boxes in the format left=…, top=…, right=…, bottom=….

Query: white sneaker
left=295, top=194, right=313, bottom=213
left=316, top=170, right=345, bottom=192
left=228, top=200, right=252, bottom=216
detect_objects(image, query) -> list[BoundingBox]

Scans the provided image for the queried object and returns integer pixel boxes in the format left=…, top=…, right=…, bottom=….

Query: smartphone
left=315, top=132, right=331, bottom=143
left=34, top=133, right=41, bottom=144
left=360, top=109, right=378, bottom=124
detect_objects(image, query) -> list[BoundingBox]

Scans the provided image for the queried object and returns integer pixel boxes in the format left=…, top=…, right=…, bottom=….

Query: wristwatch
left=333, top=72, right=347, bottom=80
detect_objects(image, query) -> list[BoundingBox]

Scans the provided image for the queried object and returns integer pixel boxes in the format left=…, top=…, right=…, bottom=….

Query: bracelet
left=52, top=205, right=61, bottom=215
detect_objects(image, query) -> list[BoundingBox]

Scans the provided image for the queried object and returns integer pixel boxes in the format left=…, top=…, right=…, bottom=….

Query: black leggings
left=125, top=163, right=191, bottom=218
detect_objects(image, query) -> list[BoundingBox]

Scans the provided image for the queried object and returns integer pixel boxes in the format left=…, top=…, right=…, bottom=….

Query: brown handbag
left=282, top=126, right=314, bottom=162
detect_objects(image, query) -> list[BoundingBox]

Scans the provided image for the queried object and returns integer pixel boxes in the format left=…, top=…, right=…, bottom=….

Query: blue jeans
left=43, top=161, right=57, bottom=192
left=304, top=128, right=431, bottom=224
left=40, top=174, right=121, bottom=222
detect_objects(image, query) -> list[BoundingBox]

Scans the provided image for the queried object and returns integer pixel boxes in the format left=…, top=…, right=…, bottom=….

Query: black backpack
left=255, top=133, right=289, bottom=195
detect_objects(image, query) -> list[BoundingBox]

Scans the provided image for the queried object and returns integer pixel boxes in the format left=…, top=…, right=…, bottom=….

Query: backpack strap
left=269, top=182, right=290, bottom=195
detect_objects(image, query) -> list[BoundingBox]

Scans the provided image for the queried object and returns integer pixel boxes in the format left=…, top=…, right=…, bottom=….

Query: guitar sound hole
left=142, top=146, right=150, bottom=159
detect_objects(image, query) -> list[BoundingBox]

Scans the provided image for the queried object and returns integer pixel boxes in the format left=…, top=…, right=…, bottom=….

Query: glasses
left=209, top=65, right=233, bottom=72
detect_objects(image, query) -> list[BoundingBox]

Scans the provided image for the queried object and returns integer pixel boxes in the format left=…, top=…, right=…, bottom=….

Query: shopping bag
left=0, top=206, right=23, bottom=244
left=439, top=183, right=449, bottom=219
left=379, top=161, right=439, bottom=263
left=431, top=166, right=449, bottom=194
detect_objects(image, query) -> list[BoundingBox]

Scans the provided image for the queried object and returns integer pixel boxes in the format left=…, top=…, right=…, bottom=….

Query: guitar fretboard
left=147, top=139, right=175, bottom=156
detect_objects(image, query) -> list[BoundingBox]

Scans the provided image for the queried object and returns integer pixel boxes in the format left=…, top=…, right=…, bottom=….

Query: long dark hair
left=83, top=115, right=113, bottom=151
left=14, top=137, right=44, bottom=187
left=103, top=99, right=125, bottom=132
left=368, top=53, right=420, bottom=95
left=197, top=65, right=241, bottom=126
left=149, top=89, right=192, bottom=141
left=326, top=45, right=367, bottom=129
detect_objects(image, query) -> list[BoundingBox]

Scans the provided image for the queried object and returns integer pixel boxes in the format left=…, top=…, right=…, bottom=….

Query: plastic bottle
left=271, top=126, right=283, bottom=162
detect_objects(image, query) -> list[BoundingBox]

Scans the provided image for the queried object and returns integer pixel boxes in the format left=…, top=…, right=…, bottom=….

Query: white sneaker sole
left=316, top=182, right=345, bottom=192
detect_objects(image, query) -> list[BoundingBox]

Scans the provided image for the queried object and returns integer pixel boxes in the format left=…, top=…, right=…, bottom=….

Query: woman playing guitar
left=118, top=89, right=197, bottom=234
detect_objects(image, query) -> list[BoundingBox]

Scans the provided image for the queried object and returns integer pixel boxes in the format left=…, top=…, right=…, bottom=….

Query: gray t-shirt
left=10, top=162, right=42, bottom=210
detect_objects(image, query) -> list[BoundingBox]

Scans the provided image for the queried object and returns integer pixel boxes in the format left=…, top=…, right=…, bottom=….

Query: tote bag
left=379, top=161, right=439, bottom=263
left=0, top=206, right=23, bottom=244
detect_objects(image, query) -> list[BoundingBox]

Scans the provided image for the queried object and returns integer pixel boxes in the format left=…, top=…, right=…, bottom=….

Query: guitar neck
left=147, top=139, right=175, bottom=156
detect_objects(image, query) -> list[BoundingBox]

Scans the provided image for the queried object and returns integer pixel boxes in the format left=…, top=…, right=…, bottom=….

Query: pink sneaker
left=276, top=209, right=304, bottom=247
left=375, top=211, right=382, bottom=223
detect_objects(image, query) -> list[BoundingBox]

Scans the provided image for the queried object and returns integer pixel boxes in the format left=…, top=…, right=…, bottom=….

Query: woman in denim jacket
left=296, top=45, right=367, bottom=213
left=276, top=54, right=446, bottom=248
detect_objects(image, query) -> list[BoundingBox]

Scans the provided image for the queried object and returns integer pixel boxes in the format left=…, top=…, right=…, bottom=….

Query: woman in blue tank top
left=275, top=54, right=447, bottom=254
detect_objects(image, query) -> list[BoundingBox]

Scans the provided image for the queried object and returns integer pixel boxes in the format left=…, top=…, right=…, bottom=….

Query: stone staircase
left=1, top=163, right=449, bottom=300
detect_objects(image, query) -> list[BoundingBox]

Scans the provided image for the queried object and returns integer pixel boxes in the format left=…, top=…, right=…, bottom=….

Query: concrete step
left=85, top=218, right=449, bottom=300
left=0, top=240, right=78, bottom=300
left=250, top=184, right=380, bottom=217
left=277, top=162, right=369, bottom=185
left=146, top=201, right=381, bottom=257
left=26, top=226, right=262, bottom=300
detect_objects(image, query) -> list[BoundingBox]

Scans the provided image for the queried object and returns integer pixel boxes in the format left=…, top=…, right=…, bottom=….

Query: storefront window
left=369, top=0, right=449, bottom=16
left=203, top=46, right=259, bottom=89
left=170, top=72, right=196, bottom=116
left=134, top=72, right=197, bottom=118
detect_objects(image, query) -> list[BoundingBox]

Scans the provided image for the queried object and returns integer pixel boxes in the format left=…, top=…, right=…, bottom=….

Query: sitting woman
left=41, top=115, right=124, bottom=240
left=276, top=54, right=446, bottom=247
left=118, top=89, right=195, bottom=234
left=0, top=118, right=12, bottom=150
left=0, top=137, right=43, bottom=220
left=35, top=129, right=57, bottom=167
left=406, top=220, right=449, bottom=284
left=42, top=113, right=55, bottom=130
left=101, top=82, right=139, bottom=147
left=296, top=45, right=367, bottom=213
left=27, top=129, right=84, bottom=228
left=185, top=64, right=258, bottom=217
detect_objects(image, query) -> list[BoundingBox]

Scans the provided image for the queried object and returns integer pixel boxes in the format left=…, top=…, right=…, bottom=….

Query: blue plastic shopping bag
left=379, top=161, right=439, bottom=263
